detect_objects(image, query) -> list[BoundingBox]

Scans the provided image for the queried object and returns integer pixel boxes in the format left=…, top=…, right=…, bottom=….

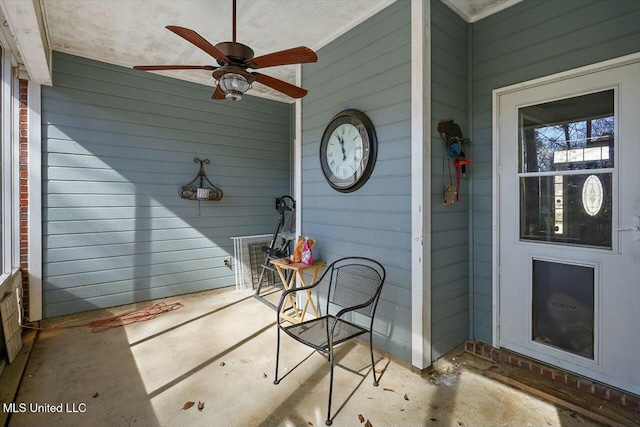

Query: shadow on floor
left=7, top=287, right=610, bottom=427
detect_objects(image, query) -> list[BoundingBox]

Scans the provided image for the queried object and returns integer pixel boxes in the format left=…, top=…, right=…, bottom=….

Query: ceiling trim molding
left=440, top=0, right=523, bottom=23
left=0, top=0, right=52, bottom=85
left=312, top=0, right=397, bottom=51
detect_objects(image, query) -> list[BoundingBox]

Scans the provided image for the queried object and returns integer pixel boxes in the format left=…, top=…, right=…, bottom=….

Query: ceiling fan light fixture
left=218, top=73, right=251, bottom=101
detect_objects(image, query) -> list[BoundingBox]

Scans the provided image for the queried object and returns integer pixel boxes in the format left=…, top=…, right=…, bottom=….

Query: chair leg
left=326, top=348, right=335, bottom=426
left=370, top=332, right=379, bottom=386
left=274, top=326, right=281, bottom=385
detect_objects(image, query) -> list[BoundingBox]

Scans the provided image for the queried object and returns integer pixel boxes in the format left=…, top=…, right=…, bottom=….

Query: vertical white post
left=294, top=65, right=303, bottom=290
left=27, top=83, right=42, bottom=321
left=411, top=0, right=431, bottom=369
left=1, top=47, right=13, bottom=274
left=294, top=64, right=302, bottom=240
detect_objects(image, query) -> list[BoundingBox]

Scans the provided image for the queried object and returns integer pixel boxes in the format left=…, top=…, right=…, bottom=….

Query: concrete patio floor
left=6, top=286, right=604, bottom=427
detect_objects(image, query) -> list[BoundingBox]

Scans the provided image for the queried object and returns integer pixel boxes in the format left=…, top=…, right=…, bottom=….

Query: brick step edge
left=465, top=340, right=640, bottom=413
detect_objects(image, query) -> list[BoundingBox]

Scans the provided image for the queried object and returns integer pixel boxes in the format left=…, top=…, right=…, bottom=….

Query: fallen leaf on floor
left=307, top=422, right=313, bottom=426
left=358, top=414, right=365, bottom=423
left=375, top=369, right=384, bottom=374
left=404, top=394, right=409, bottom=401
left=367, top=397, right=373, bottom=400
left=182, top=401, right=195, bottom=410
left=198, top=401, right=204, bottom=412
left=383, top=388, right=395, bottom=392
left=364, top=420, right=373, bottom=427
left=220, top=362, right=226, bottom=367
left=430, top=418, right=437, bottom=422
left=263, top=373, right=268, bottom=378
left=92, top=393, right=99, bottom=398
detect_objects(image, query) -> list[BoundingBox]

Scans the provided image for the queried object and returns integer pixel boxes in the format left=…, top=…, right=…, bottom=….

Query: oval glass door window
left=582, top=175, right=604, bottom=216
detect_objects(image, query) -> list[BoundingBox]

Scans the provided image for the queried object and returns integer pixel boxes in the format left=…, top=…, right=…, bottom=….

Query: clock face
left=319, top=109, right=377, bottom=193
left=326, top=124, right=363, bottom=180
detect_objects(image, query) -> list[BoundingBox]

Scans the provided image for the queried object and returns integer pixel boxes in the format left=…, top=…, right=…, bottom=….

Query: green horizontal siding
left=301, top=0, right=411, bottom=361
left=471, top=0, right=640, bottom=343
left=42, top=52, right=292, bottom=318
left=430, top=0, right=470, bottom=360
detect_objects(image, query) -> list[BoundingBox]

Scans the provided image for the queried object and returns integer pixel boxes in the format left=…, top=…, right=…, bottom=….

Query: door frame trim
left=491, top=52, right=640, bottom=347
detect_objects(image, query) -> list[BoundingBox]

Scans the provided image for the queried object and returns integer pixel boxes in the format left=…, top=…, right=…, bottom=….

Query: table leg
left=298, top=266, right=321, bottom=322
left=275, top=264, right=301, bottom=322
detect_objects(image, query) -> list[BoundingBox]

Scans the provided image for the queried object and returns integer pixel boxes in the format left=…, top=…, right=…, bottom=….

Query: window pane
left=519, top=90, right=614, bottom=173
left=520, top=174, right=612, bottom=248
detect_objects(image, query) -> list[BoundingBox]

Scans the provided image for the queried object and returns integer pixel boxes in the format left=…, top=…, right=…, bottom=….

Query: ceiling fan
left=133, top=0, right=318, bottom=101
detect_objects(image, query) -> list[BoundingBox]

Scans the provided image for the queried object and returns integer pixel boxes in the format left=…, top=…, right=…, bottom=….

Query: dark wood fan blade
left=166, top=26, right=230, bottom=63
left=252, top=72, right=308, bottom=98
left=247, top=47, right=317, bottom=69
left=133, top=65, right=217, bottom=71
left=212, top=86, right=226, bottom=100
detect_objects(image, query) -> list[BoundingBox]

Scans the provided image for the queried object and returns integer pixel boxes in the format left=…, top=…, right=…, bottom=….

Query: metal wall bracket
left=179, top=158, right=223, bottom=202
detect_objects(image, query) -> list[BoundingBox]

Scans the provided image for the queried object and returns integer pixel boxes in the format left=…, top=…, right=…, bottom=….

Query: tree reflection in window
left=520, top=90, right=614, bottom=173
left=519, top=90, right=613, bottom=248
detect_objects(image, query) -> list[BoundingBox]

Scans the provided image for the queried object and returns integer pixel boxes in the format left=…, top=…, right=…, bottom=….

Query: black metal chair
left=273, top=257, right=386, bottom=426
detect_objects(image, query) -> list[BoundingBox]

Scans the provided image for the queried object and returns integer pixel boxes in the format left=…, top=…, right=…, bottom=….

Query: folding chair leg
left=326, top=350, right=335, bottom=426
left=370, top=332, right=379, bottom=386
left=274, top=327, right=281, bottom=385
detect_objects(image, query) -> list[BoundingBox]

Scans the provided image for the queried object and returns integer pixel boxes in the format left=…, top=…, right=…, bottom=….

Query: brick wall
left=19, top=79, right=29, bottom=321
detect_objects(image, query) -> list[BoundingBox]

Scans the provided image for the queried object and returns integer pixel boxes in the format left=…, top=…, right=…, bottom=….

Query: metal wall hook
left=179, top=157, right=223, bottom=210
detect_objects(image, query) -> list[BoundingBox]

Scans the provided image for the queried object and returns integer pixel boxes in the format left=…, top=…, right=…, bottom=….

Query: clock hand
left=337, top=135, right=347, bottom=161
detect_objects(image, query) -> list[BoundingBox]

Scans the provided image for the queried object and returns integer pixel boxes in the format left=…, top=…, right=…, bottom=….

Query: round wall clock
left=319, top=109, right=377, bottom=193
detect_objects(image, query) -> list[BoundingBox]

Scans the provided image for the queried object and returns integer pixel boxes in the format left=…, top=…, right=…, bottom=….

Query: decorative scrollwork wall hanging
left=180, top=158, right=223, bottom=215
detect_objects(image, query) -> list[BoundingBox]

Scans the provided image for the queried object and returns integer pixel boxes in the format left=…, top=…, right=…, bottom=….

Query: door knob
left=614, top=226, right=639, bottom=231
left=614, top=216, right=640, bottom=240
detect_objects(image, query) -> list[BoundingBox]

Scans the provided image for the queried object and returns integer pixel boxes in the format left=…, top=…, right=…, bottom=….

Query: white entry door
left=497, top=59, right=640, bottom=394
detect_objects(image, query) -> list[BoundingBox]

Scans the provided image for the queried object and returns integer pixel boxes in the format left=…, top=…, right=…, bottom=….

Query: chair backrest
left=327, top=257, right=385, bottom=317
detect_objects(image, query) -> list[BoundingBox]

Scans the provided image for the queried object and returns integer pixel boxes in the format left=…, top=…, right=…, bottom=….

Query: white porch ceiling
left=2, top=0, right=522, bottom=102
left=440, top=0, right=523, bottom=23
left=41, top=0, right=396, bottom=102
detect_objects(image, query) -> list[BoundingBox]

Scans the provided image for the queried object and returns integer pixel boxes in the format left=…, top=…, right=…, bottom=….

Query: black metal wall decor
left=180, top=158, right=223, bottom=212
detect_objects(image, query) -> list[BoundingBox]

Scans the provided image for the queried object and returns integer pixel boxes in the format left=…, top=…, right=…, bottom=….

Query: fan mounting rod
left=232, top=0, right=237, bottom=43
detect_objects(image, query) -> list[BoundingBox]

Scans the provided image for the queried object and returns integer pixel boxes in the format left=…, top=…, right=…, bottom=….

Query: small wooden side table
left=270, top=258, right=326, bottom=324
